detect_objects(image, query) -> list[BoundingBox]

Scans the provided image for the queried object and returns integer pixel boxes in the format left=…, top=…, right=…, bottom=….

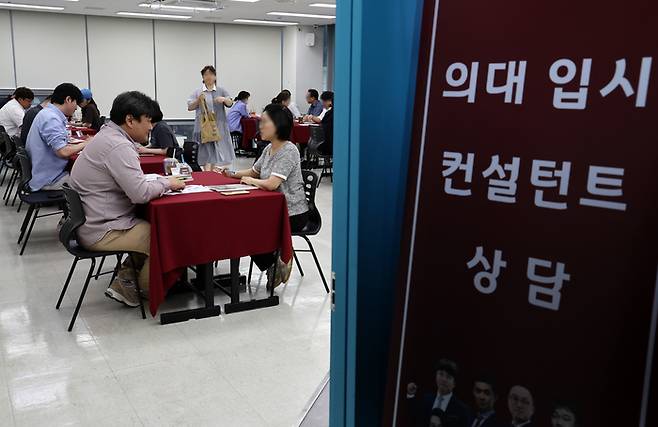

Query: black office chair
left=230, top=131, right=243, bottom=153
left=166, top=146, right=184, bottom=162
left=0, top=128, right=15, bottom=187
left=183, top=141, right=202, bottom=172
left=306, top=126, right=333, bottom=185
left=15, top=148, right=65, bottom=255
left=56, top=184, right=146, bottom=331
left=247, top=170, right=329, bottom=293
left=5, top=135, right=24, bottom=207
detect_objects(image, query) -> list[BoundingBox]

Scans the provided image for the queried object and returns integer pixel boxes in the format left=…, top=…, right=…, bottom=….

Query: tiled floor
left=0, top=157, right=332, bottom=427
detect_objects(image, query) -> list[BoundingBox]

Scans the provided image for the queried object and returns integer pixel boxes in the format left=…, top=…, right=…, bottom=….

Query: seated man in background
left=26, top=83, right=87, bottom=191
left=0, top=86, right=34, bottom=137
left=305, top=91, right=334, bottom=156
left=20, top=95, right=50, bottom=148
left=306, top=88, right=323, bottom=116
left=80, top=88, right=103, bottom=131
left=137, top=102, right=177, bottom=155
left=70, top=91, right=185, bottom=307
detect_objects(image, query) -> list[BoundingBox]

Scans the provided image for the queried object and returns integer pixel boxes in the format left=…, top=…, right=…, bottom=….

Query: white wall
left=216, top=24, right=281, bottom=114
left=12, top=11, right=88, bottom=89
left=282, top=26, right=298, bottom=104
left=282, top=25, right=326, bottom=114
left=87, top=16, right=155, bottom=115
left=154, top=20, right=214, bottom=119
left=0, top=11, right=14, bottom=88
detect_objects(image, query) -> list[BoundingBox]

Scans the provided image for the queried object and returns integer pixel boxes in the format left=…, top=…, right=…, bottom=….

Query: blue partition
left=330, top=0, right=425, bottom=424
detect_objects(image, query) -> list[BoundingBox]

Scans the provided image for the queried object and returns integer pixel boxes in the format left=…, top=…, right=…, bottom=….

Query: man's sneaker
left=105, top=279, right=140, bottom=308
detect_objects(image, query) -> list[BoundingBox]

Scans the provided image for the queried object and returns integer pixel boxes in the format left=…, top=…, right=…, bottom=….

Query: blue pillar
left=330, top=0, right=425, bottom=424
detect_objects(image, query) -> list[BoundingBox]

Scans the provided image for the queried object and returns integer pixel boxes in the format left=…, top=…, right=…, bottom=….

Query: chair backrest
left=15, top=148, right=32, bottom=191
left=166, top=146, right=184, bottom=161
left=301, top=170, right=322, bottom=231
left=11, top=134, right=24, bottom=151
left=59, top=184, right=86, bottom=251
left=0, top=129, right=11, bottom=157
left=307, top=126, right=326, bottom=155
left=230, top=133, right=242, bottom=151
left=183, top=141, right=201, bottom=172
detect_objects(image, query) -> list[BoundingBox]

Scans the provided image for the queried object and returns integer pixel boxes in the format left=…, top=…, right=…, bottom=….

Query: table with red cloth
left=69, top=153, right=167, bottom=174
left=240, top=117, right=317, bottom=146
left=136, top=154, right=167, bottom=174
left=147, top=171, right=293, bottom=322
left=68, top=125, right=97, bottom=136
left=291, top=122, right=317, bottom=145
left=240, top=117, right=259, bottom=150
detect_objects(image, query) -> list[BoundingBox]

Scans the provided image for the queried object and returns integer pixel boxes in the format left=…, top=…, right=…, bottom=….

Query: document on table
left=207, top=184, right=257, bottom=192
left=163, top=185, right=213, bottom=196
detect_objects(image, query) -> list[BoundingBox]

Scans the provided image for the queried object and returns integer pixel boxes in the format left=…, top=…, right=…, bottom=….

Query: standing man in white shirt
left=0, top=87, right=34, bottom=137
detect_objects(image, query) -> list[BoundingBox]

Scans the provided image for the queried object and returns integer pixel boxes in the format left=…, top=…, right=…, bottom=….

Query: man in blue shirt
left=306, top=89, right=323, bottom=116
left=26, top=83, right=88, bottom=191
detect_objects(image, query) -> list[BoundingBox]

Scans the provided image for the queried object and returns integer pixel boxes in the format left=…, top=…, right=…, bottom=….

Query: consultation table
left=240, top=117, right=317, bottom=147
left=69, top=152, right=167, bottom=175
left=147, top=171, right=293, bottom=324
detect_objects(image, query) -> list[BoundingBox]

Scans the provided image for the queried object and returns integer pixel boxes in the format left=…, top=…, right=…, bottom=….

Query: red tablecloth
left=291, top=123, right=314, bottom=145
left=241, top=117, right=260, bottom=149
left=147, top=172, right=293, bottom=316
left=68, top=125, right=97, bottom=136
left=240, top=118, right=315, bottom=146
left=69, top=153, right=166, bottom=174
left=138, top=154, right=167, bottom=174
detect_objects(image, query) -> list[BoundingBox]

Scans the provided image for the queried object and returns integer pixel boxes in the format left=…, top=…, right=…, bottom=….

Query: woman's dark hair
left=263, top=103, right=293, bottom=141
left=14, top=87, right=34, bottom=101
left=307, top=89, right=319, bottom=100
left=282, top=89, right=292, bottom=96
left=110, top=91, right=157, bottom=125
left=320, top=91, right=334, bottom=103
left=236, top=91, right=250, bottom=102
left=51, top=83, right=83, bottom=105
left=151, top=101, right=164, bottom=123
left=271, top=91, right=291, bottom=104
left=200, top=65, right=216, bottom=76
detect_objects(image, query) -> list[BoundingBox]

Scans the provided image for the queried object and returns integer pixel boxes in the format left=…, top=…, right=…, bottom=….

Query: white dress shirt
left=288, top=102, right=302, bottom=118
left=0, top=98, right=26, bottom=137
left=432, top=392, right=452, bottom=411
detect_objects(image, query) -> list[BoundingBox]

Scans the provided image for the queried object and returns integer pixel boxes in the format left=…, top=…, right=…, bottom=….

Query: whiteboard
left=154, top=20, right=214, bottom=119
left=12, top=11, right=88, bottom=89
left=0, top=11, right=14, bottom=88
left=216, top=24, right=282, bottom=114
left=87, top=16, right=156, bottom=115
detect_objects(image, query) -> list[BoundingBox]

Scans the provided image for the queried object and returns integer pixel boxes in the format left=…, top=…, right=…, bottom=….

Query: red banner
left=386, top=1, right=658, bottom=426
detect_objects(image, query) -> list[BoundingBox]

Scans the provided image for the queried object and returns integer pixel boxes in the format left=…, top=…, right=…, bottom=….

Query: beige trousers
left=88, top=221, right=150, bottom=290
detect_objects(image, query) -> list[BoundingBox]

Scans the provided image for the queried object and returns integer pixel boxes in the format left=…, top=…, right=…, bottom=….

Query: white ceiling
left=0, top=0, right=337, bottom=25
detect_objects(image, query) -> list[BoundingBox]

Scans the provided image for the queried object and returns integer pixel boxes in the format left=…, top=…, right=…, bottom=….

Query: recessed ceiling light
left=0, top=2, right=64, bottom=10
left=117, top=11, right=192, bottom=20
left=229, top=0, right=261, bottom=2
left=233, top=19, right=297, bottom=26
left=309, top=3, right=336, bottom=8
left=138, top=3, right=217, bottom=12
left=267, top=12, right=335, bottom=19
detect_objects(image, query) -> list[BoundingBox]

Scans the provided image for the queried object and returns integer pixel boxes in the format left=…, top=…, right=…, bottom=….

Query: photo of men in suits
left=406, top=358, right=471, bottom=427
left=470, top=376, right=502, bottom=427
left=507, top=385, right=534, bottom=427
